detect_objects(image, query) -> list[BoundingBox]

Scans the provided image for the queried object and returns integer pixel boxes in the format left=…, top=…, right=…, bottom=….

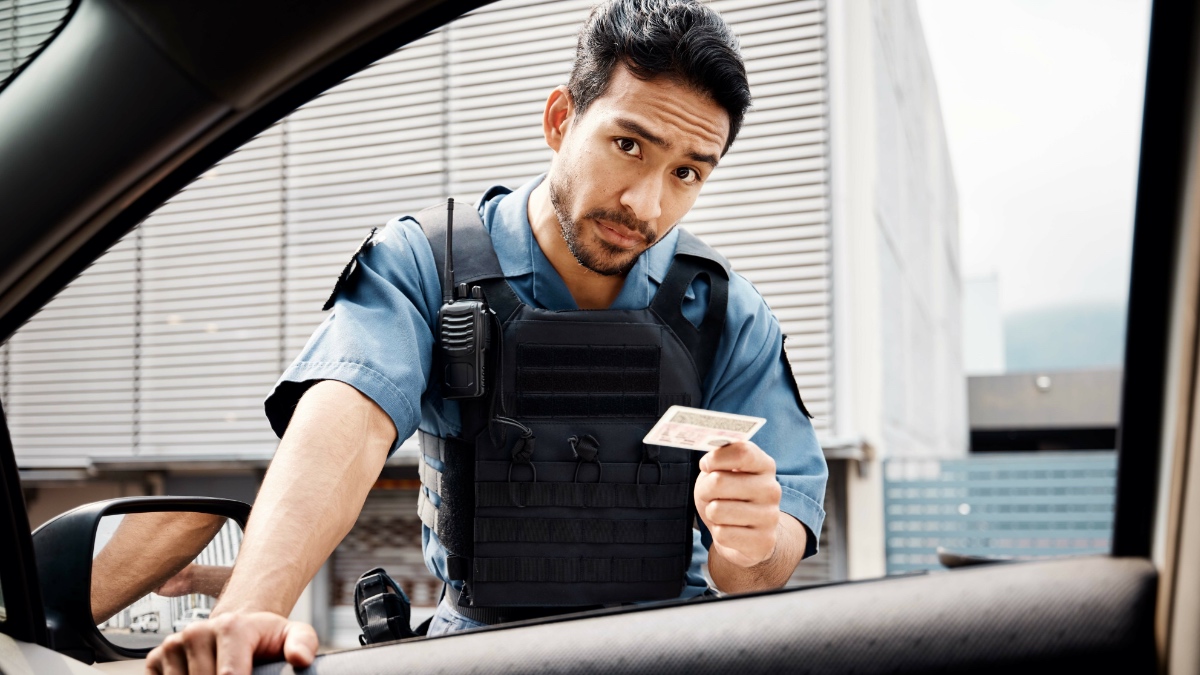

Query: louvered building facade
left=4, top=0, right=962, bottom=635
left=0, top=0, right=70, bottom=86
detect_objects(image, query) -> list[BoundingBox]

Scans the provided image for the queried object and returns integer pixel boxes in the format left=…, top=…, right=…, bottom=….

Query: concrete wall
left=870, top=0, right=966, bottom=461
left=828, top=0, right=966, bottom=462
left=24, top=480, right=149, bottom=530
left=827, top=0, right=965, bottom=578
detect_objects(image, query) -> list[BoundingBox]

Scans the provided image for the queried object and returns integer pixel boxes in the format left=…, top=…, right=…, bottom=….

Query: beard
left=549, top=174, right=658, bottom=276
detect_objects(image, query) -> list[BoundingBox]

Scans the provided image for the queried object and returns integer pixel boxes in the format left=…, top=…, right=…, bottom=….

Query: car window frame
left=1111, top=0, right=1198, bottom=558
left=0, top=399, right=46, bottom=645
left=0, top=0, right=1191, bottom=658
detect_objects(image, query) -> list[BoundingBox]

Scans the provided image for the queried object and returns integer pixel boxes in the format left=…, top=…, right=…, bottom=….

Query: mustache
left=584, top=208, right=656, bottom=245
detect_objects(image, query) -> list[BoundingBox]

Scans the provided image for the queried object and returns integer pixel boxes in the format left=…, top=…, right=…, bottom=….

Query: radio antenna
left=444, top=198, right=455, bottom=303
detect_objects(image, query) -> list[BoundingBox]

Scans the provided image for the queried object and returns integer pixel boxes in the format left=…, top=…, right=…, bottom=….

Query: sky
left=915, top=0, right=1152, bottom=314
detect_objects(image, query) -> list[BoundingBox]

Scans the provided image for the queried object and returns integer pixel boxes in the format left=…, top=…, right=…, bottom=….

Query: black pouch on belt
left=354, top=567, right=416, bottom=645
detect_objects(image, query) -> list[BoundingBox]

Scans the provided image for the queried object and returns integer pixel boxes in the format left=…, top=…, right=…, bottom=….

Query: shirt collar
left=484, top=173, right=682, bottom=310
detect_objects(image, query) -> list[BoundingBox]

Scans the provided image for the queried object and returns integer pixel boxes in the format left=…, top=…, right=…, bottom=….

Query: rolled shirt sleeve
left=264, top=217, right=443, bottom=455
left=697, top=272, right=829, bottom=558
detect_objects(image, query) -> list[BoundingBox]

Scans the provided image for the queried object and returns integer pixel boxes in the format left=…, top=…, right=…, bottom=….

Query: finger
left=699, top=442, right=775, bottom=474
left=694, top=470, right=782, bottom=504
left=160, top=633, right=189, bottom=675
left=181, top=624, right=217, bottom=675
left=704, top=499, right=777, bottom=528
left=282, top=622, right=319, bottom=668
left=145, top=645, right=167, bottom=675
left=214, top=615, right=254, bottom=675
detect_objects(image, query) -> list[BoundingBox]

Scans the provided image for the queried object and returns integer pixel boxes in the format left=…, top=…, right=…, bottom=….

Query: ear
left=543, top=85, right=574, bottom=153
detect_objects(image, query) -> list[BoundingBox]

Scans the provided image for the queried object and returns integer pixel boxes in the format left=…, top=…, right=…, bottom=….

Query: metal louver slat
left=704, top=0, right=832, bottom=433
left=285, top=28, right=448, bottom=360
left=134, top=126, right=285, bottom=459
left=7, top=236, right=136, bottom=465
left=0, top=0, right=71, bottom=85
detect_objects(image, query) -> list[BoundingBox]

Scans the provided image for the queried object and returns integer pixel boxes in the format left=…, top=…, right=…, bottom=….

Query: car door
left=0, top=404, right=102, bottom=674
left=0, top=0, right=1194, bottom=673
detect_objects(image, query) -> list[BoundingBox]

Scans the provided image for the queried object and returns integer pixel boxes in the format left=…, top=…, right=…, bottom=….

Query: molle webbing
left=473, top=555, right=690, bottom=583
left=515, top=343, right=661, bottom=418
left=474, top=518, right=689, bottom=544
left=516, top=394, right=661, bottom=418
left=517, top=369, right=658, bottom=393
left=475, top=481, right=689, bottom=509
left=519, top=344, right=659, bottom=368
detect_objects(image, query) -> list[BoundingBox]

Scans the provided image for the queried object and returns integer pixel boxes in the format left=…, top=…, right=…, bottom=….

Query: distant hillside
left=1004, top=303, right=1127, bottom=371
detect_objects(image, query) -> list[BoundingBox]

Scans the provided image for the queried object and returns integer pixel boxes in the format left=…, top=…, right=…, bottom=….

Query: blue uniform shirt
left=266, top=174, right=828, bottom=598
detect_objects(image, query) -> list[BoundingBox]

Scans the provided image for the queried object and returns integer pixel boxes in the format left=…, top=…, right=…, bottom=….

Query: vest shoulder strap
left=650, top=228, right=731, bottom=385
left=415, top=198, right=522, bottom=322
left=673, top=227, right=732, bottom=276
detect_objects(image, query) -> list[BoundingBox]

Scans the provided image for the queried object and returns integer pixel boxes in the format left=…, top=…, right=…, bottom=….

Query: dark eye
left=676, top=167, right=700, bottom=185
left=616, top=138, right=640, bottom=155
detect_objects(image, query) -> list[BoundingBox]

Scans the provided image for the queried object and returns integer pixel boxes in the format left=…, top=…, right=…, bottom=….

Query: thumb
left=281, top=621, right=319, bottom=668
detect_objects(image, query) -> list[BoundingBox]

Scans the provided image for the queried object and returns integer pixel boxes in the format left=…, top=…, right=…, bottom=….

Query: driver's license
left=642, top=405, right=766, bottom=451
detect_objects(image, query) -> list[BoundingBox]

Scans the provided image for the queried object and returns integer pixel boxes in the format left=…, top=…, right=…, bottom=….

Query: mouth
left=594, top=218, right=643, bottom=249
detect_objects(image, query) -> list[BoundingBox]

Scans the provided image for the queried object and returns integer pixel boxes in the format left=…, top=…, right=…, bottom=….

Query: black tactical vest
left=414, top=194, right=730, bottom=611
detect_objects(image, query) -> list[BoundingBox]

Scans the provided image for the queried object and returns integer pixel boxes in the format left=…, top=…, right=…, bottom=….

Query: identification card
left=642, top=405, right=767, bottom=452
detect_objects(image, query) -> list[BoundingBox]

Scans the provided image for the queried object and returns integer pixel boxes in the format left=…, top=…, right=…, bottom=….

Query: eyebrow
left=687, top=150, right=720, bottom=169
left=615, top=118, right=719, bottom=169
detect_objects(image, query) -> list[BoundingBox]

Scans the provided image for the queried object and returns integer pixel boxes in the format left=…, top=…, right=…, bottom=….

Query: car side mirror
left=31, top=496, right=250, bottom=663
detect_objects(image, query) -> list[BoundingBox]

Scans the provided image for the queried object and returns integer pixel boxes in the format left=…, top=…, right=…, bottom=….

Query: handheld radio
left=437, top=198, right=491, bottom=399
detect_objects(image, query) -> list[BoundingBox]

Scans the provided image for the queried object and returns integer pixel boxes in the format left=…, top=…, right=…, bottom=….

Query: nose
left=619, top=174, right=663, bottom=224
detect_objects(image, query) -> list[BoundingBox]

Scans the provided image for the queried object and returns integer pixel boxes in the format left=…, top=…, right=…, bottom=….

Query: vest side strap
left=419, top=459, right=443, bottom=497
left=417, top=487, right=439, bottom=535
left=418, top=431, right=444, bottom=462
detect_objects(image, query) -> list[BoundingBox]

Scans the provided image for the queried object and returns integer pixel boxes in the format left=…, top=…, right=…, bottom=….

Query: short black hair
left=568, top=0, right=751, bottom=155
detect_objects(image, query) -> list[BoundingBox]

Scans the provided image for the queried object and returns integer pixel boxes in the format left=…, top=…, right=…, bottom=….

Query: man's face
left=548, top=66, right=730, bottom=276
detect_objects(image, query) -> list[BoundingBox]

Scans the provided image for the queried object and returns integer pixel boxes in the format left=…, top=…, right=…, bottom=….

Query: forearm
left=91, top=512, right=225, bottom=623
left=183, top=565, right=235, bottom=598
left=214, top=380, right=394, bottom=617
left=708, top=513, right=807, bottom=594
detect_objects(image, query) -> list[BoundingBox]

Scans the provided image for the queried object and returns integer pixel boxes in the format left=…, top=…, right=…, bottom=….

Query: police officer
left=148, top=0, right=827, bottom=672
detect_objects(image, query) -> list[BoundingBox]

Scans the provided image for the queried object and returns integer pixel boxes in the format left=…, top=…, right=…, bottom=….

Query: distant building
left=968, top=369, right=1121, bottom=452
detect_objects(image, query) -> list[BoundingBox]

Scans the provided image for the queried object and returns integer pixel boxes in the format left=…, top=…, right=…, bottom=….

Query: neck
left=527, top=177, right=627, bottom=309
